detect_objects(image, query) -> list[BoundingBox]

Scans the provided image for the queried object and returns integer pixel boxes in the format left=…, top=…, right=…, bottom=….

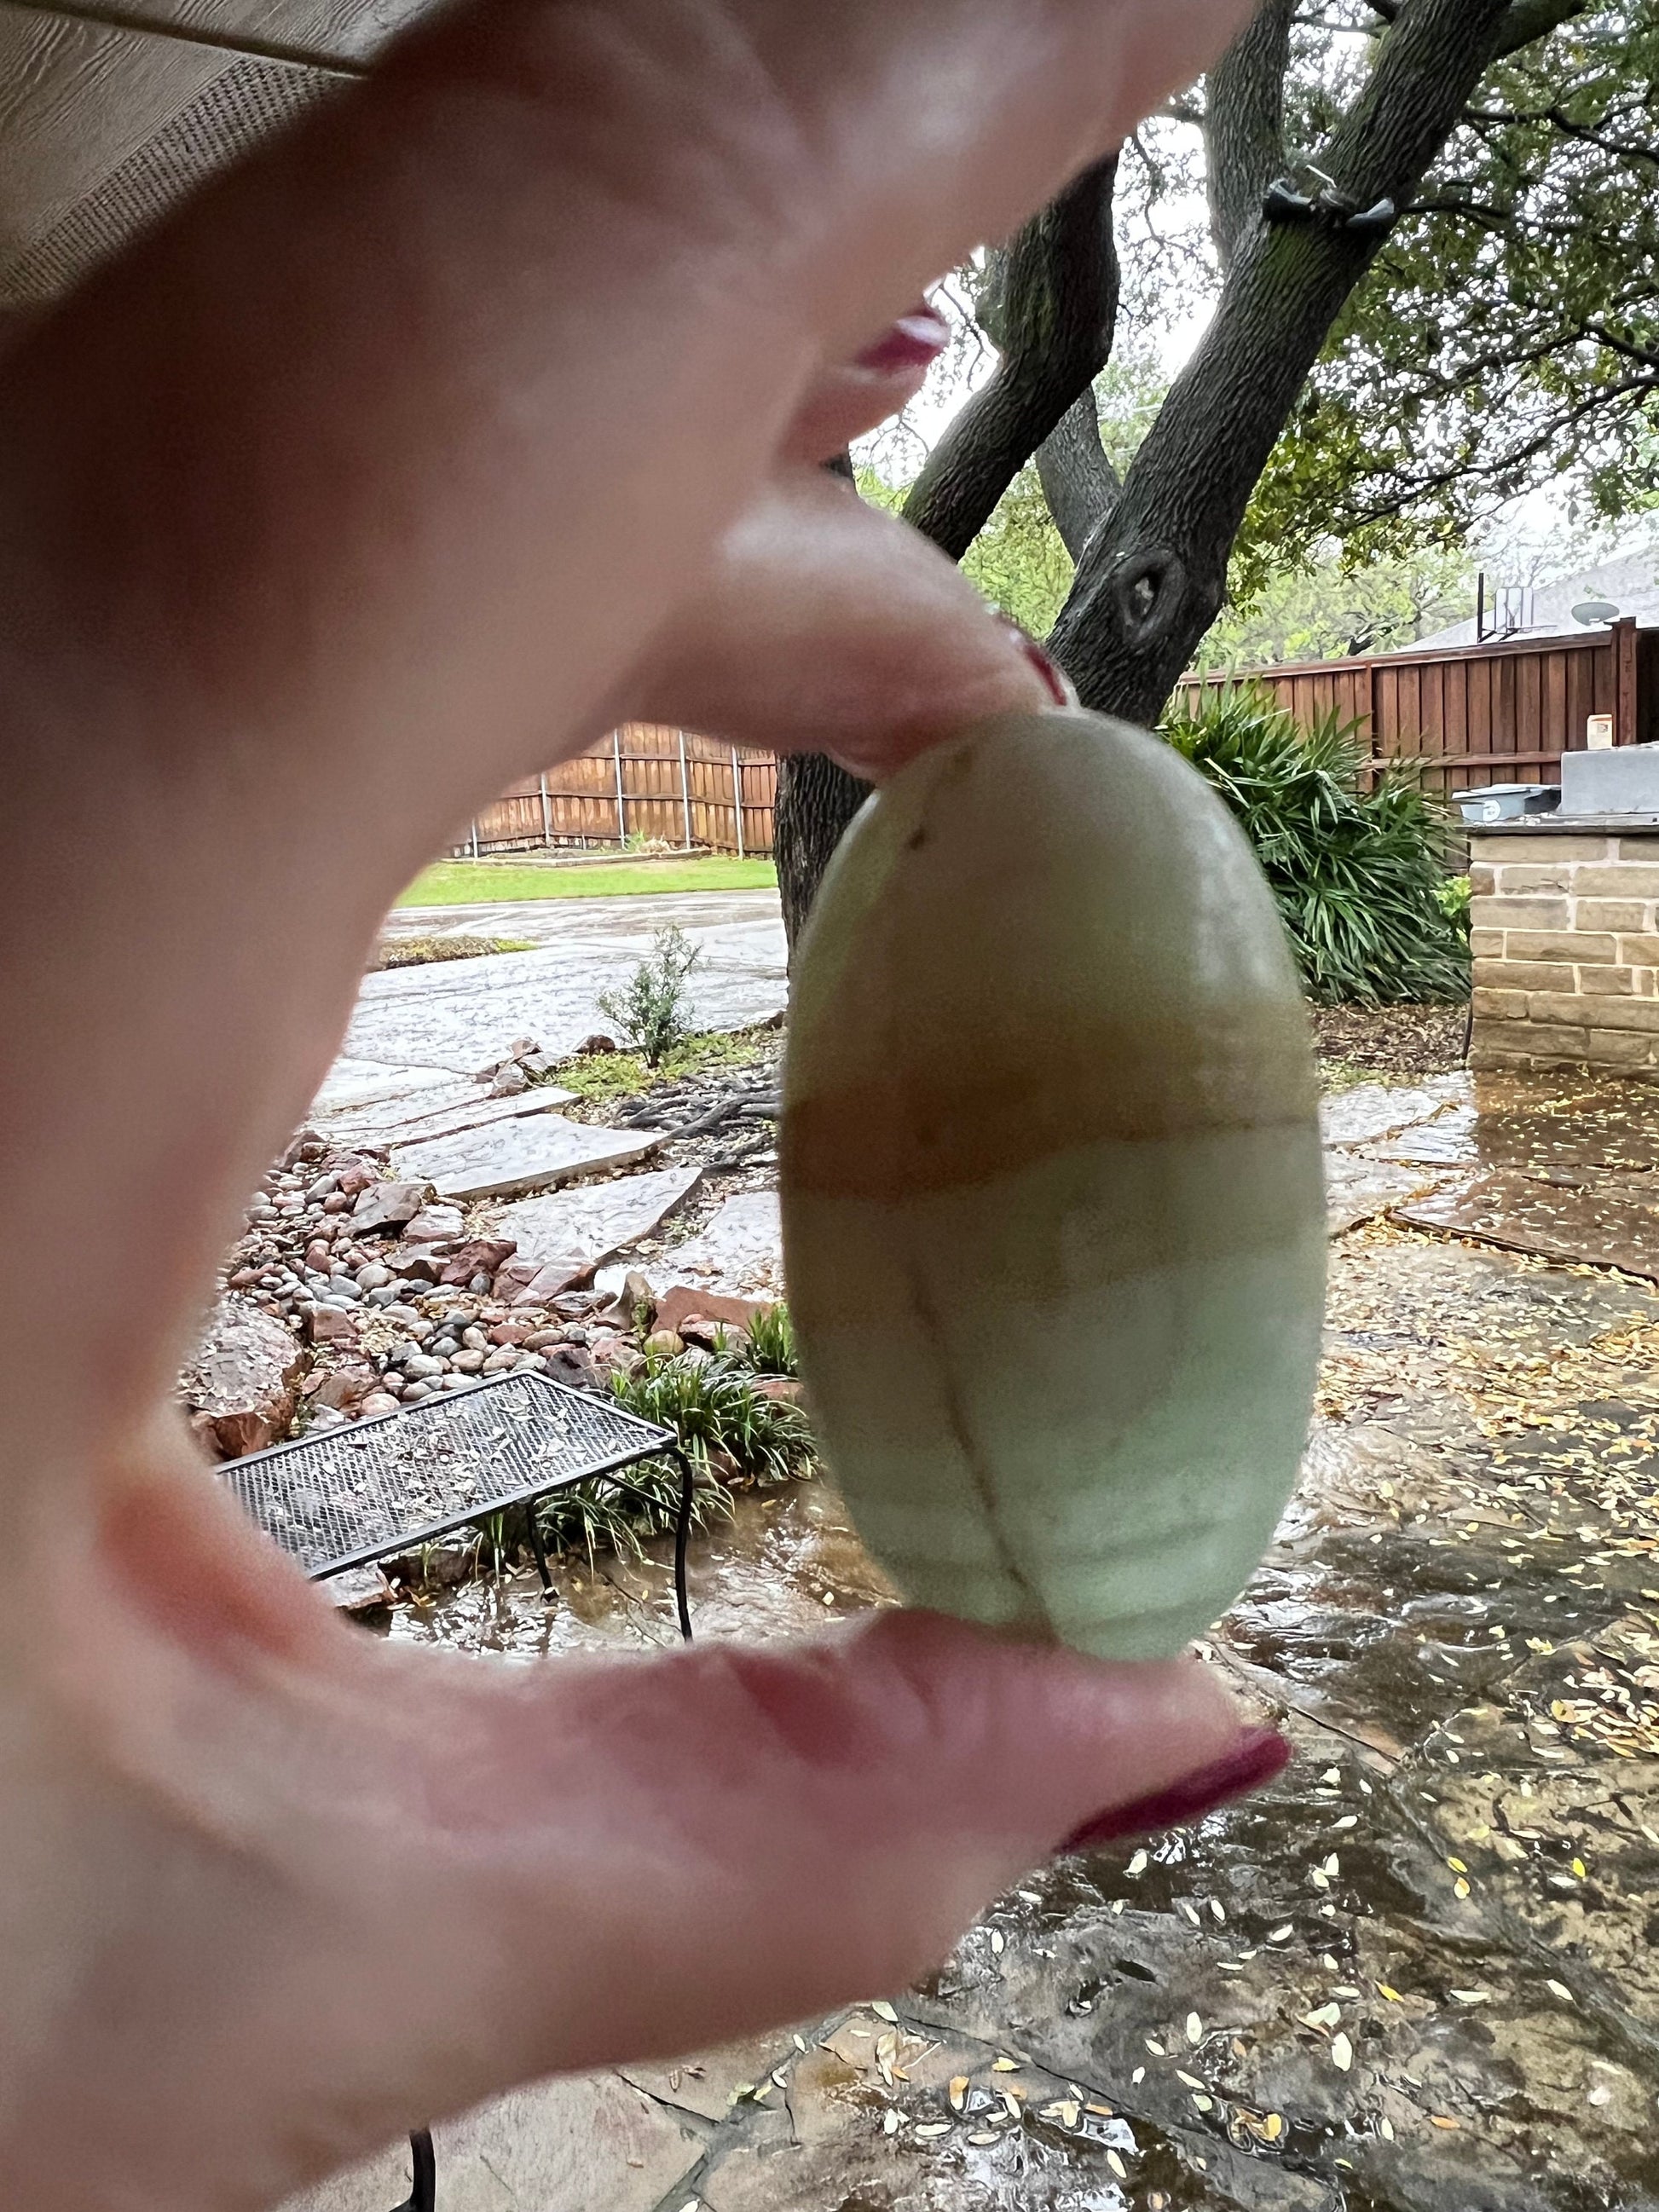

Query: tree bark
left=1036, top=390, right=1121, bottom=562
left=900, top=155, right=1121, bottom=559
left=1204, top=0, right=1294, bottom=270
left=1048, top=0, right=1526, bottom=727
left=773, top=752, right=870, bottom=954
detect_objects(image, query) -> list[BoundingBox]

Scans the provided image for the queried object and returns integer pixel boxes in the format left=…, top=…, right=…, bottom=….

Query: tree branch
left=1205, top=0, right=1296, bottom=272
left=1048, top=0, right=1520, bottom=725
left=1036, top=391, right=1123, bottom=561
left=1488, top=0, right=1587, bottom=61
left=900, top=155, right=1120, bottom=561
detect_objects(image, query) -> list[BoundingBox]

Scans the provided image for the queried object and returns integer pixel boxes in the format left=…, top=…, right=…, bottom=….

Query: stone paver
left=656, top=1191, right=784, bottom=1298
left=1398, top=1168, right=1659, bottom=1280
left=324, top=1081, right=579, bottom=1151
left=490, top=1164, right=704, bottom=1267
left=1318, top=1077, right=1465, bottom=1149
left=344, top=892, right=785, bottom=1077
left=310, top=1059, right=460, bottom=1116
left=390, top=1113, right=667, bottom=1202
left=1322, top=1151, right=1448, bottom=1235
left=280, top=2071, right=700, bottom=2212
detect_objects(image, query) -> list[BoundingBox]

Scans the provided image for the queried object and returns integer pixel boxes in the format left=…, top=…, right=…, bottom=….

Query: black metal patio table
left=218, top=1370, right=697, bottom=2212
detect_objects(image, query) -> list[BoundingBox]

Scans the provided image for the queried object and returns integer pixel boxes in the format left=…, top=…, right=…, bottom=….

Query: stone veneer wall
left=1470, top=828, right=1659, bottom=1073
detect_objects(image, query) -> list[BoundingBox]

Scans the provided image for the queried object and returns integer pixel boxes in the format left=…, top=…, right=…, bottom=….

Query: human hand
left=0, top=1, right=1270, bottom=2203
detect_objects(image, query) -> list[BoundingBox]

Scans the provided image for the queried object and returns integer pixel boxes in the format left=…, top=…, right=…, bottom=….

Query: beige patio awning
left=0, top=0, right=434, bottom=306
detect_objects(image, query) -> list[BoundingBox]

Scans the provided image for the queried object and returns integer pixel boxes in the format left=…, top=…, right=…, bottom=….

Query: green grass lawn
left=397, top=856, right=777, bottom=906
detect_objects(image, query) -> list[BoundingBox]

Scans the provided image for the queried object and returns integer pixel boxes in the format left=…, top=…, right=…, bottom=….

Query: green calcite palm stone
left=780, top=709, right=1327, bottom=1660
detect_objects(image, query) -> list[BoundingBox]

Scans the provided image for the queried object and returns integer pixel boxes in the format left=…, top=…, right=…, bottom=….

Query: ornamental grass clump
left=609, top=1351, right=813, bottom=1487
left=1161, top=688, right=1470, bottom=1006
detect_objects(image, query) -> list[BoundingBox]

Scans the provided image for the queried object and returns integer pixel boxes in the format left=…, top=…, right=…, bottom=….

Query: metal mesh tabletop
left=217, top=1373, right=677, bottom=1580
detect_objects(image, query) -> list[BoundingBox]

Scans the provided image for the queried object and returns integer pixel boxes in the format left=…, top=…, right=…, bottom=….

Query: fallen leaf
left=1331, top=2033, right=1354, bottom=2072
left=1186, top=2013, right=1203, bottom=2045
left=948, top=2077, right=968, bottom=2111
left=871, top=2001, right=899, bottom=2024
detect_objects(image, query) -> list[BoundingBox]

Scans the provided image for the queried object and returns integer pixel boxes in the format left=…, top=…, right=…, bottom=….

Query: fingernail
left=997, top=615, right=1078, bottom=709
left=1056, top=1727, right=1291, bottom=1854
left=854, top=303, right=951, bottom=376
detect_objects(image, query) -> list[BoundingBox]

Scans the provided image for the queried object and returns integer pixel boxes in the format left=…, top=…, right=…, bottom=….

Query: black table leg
left=670, top=1448, right=695, bottom=1644
left=392, top=2128, right=434, bottom=2212
left=526, top=1504, right=554, bottom=1597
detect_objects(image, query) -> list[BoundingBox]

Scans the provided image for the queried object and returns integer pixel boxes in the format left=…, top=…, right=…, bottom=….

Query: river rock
left=351, top=1179, right=433, bottom=1234
left=184, top=1299, right=306, bottom=1458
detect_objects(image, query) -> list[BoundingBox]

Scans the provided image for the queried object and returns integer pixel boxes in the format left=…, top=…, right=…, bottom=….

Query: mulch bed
left=1312, top=1002, right=1469, bottom=1083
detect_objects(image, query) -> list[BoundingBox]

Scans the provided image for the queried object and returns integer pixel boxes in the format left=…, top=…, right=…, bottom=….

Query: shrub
left=1161, top=688, right=1470, bottom=1005
left=596, top=924, right=701, bottom=1064
left=731, top=1303, right=799, bottom=1378
left=609, top=1351, right=813, bottom=1487
left=529, top=1455, right=729, bottom=1571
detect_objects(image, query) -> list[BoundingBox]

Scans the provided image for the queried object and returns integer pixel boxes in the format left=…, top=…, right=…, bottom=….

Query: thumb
left=40, top=1503, right=1286, bottom=2209
left=631, top=467, right=1073, bottom=779
left=239, top=1611, right=1271, bottom=2163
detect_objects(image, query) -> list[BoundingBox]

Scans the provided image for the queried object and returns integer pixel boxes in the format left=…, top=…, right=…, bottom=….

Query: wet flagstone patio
left=286, top=1066, right=1659, bottom=2212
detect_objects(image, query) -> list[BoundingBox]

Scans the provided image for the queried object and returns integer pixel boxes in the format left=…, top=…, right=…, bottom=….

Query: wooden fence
left=454, top=622, right=1656, bottom=859
left=454, top=726, right=777, bottom=859
left=1174, top=618, right=1657, bottom=799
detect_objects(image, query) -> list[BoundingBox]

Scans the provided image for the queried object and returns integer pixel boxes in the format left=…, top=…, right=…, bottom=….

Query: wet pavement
left=284, top=1067, right=1659, bottom=2212
left=341, top=892, right=785, bottom=1080
left=344, top=891, right=787, bottom=1077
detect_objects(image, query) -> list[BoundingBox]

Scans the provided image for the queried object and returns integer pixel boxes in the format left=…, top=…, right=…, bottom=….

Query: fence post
left=538, top=771, right=552, bottom=847
left=612, top=731, right=627, bottom=845
left=730, top=747, right=745, bottom=858
left=1616, top=618, right=1639, bottom=748
left=469, top=818, right=480, bottom=861
left=677, top=730, right=692, bottom=849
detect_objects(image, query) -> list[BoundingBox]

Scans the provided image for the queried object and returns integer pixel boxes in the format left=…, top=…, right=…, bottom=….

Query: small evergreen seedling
left=597, top=925, right=701, bottom=1065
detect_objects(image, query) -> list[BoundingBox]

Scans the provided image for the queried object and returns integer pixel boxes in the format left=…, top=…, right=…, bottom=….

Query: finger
left=632, top=467, right=1071, bottom=777
left=780, top=298, right=953, bottom=462
left=50, top=1522, right=1277, bottom=2207
left=3, top=0, right=1249, bottom=817
left=0, top=0, right=1250, bottom=1447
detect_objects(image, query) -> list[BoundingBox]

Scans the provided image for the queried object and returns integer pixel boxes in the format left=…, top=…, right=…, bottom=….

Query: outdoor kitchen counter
left=1470, top=819, right=1659, bottom=1075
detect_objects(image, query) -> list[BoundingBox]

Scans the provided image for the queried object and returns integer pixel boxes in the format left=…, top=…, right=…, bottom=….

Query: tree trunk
left=1048, top=0, right=1530, bottom=726
left=773, top=753, right=870, bottom=955
left=775, top=165, right=1122, bottom=953
left=901, top=154, right=1121, bottom=558
left=1205, top=0, right=1295, bottom=269
left=1035, top=390, right=1121, bottom=562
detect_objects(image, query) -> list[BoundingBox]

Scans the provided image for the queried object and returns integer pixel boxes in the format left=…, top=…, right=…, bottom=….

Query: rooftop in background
left=1408, top=542, right=1659, bottom=654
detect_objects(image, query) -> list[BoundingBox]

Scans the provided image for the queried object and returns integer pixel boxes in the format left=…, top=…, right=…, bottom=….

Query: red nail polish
left=996, top=615, right=1075, bottom=708
left=854, top=306, right=951, bottom=375
left=1056, top=1728, right=1291, bottom=1854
